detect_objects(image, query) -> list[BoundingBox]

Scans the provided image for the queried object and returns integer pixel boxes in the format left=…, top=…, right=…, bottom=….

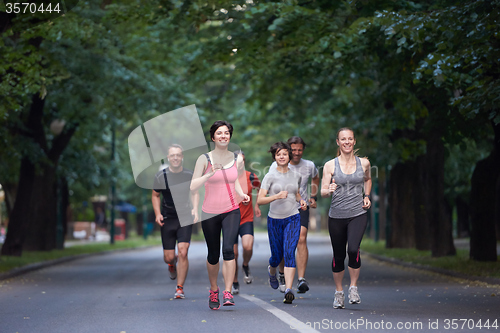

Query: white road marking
left=239, top=293, right=320, bottom=333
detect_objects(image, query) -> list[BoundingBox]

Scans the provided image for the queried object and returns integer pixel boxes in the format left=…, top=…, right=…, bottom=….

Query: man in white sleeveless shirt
left=269, top=136, right=319, bottom=293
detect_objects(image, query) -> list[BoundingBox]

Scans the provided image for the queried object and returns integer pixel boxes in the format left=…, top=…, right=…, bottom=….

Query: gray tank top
left=328, top=156, right=366, bottom=219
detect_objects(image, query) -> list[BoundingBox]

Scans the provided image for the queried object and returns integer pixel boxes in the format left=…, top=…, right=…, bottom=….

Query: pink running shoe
left=209, top=288, right=220, bottom=310
left=222, top=291, right=235, bottom=306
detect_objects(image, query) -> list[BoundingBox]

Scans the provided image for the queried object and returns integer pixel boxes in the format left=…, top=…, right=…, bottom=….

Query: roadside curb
left=0, top=245, right=157, bottom=282
left=363, top=251, right=500, bottom=286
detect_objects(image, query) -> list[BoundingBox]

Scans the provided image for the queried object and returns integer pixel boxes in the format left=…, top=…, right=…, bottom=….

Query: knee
left=242, top=242, right=253, bottom=252
left=178, top=249, right=188, bottom=261
left=164, top=253, right=175, bottom=264
left=207, top=253, right=219, bottom=265
left=298, top=229, right=307, bottom=244
left=222, top=250, right=235, bottom=261
left=347, top=247, right=360, bottom=259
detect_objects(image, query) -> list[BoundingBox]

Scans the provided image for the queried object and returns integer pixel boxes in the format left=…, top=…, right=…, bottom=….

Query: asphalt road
left=1, top=233, right=499, bottom=333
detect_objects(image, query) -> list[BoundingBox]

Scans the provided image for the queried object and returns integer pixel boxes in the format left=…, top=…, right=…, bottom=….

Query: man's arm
left=152, top=190, right=164, bottom=227
left=309, top=173, right=320, bottom=208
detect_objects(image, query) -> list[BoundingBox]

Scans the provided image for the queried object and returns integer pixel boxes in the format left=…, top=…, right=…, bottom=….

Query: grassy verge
left=0, top=235, right=163, bottom=273
left=361, top=239, right=500, bottom=279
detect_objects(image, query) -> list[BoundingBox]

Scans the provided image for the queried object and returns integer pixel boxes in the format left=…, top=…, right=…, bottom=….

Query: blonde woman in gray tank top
left=320, top=127, right=372, bottom=309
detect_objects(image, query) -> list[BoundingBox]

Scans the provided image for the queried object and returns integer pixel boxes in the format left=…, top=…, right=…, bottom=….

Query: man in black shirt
left=152, top=144, right=199, bottom=299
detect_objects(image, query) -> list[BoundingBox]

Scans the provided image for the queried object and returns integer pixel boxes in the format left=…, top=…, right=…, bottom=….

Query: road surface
left=1, top=233, right=499, bottom=333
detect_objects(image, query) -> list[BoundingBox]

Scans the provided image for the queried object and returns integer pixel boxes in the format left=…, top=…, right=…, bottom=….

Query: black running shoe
left=223, top=291, right=235, bottom=306
left=209, top=288, right=220, bottom=310
left=283, top=288, right=295, bottom=304
left=297, top=278, right=309, bottom=293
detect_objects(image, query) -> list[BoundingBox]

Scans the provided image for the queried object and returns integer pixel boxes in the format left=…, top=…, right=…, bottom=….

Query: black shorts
left=234, top=222, right=254, bottom=244
left=299, top=207, right=310, bottom=229
left=161, top=217, right=193, bottom=250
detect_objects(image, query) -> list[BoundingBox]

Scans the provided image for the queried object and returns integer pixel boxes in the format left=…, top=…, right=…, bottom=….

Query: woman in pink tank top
left=190, top=120, right=250, bottom=309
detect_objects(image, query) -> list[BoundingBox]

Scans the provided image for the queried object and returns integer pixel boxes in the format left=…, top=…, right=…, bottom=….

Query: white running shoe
left=333, top=290, right=345, bottom=309
left=348, top=286, right=361, bottom=304
left=278, top=272, right=286, bottom=293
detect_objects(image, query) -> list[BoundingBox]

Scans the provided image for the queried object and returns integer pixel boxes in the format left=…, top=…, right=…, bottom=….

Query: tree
left=1, top=0, right=192, bottom=255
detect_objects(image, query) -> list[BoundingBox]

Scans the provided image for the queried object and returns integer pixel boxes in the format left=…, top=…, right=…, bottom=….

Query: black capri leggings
left=328, top=213, right=367, bottom=273
left=202, top=209, right=241, bottom=265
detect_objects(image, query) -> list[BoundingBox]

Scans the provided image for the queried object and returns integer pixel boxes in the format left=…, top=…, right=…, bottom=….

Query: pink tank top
left=202, top=153, right=240, bottom=214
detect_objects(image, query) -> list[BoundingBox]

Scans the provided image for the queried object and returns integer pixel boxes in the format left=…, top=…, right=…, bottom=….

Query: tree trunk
left=1, top=157, right=36, bottom=256
left=22, top=166, right=58, bottom=251
left=1, top=182, right=17, bottom=220
left=1, top=94, right=77, bottom=256
left=387, top=132, right=455, bottom=257
left=495, top=174, right=500, bottom=241
left=61, top=177, right=69, bottom=242
left=377, top=167, right=387, bottom=241
left=388, top=161, right=417, bottom=248
left=424, top=133, right=456, bottom=257
left=414, top=154, right=431, bottom=251
left=470, top=122, right=500, bottom=261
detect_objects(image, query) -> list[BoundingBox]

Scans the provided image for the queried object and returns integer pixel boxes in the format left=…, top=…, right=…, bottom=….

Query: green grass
left=361, top=239, right=500, bottom=279
left=0, top=235, right=163, bottom=273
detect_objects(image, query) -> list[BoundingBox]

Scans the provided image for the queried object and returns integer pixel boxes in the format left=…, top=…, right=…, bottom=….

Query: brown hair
left=287, top=136, right=306, bottom=149
left=210, top=120, right=233, bottom=139
left=336, top=127, right=359, bottom=157
left=269, top=142, right=292, bottom=161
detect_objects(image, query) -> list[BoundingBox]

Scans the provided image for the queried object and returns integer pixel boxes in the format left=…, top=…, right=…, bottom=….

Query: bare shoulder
left=323, top=159, right=336, bottom=174
left=360, top=157, right=371, bottom=170
left=194, top=154, right=209, bottom=170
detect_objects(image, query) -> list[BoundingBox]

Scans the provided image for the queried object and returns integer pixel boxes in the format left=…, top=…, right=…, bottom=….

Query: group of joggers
left=151, top=120, right=372, bottom=310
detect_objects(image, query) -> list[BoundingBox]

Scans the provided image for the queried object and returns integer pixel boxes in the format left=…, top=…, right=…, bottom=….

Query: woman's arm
left=190, top=190, right=200, bottom=223
left=321, top=160, right=337, bottom=197
left=257, top=188, right=287, bottom=205
left=296, top=191, right=307, bottom=210
left=190, top=154, right=216, bottom=191
left=361, top=158, right=372, bottom=209
left=235, top=176, right=250, bottom=203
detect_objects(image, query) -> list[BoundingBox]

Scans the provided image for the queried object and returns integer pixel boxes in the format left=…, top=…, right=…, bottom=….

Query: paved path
left=1, top=233, right=499, bottom=333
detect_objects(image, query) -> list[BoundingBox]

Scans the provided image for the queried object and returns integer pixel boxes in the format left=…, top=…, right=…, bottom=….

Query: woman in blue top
left=258, top=142, right=307, bottom=304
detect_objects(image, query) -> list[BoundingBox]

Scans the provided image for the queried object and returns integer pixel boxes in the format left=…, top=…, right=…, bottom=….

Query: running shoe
left=242, top=265, right=253, bottom=284
left=209, top=288, right=220, bottom=310
left=174, top=285, right=185, bottom=299
left=348, top=286, right=361, bottom=304
left=223, top=291, right=235, bottom=306
left=268, top=265, right=279, bottom=289
left=297, top=278, right=309, bottom=293
left=168, top=264, right=177, bottom=280
left=283, top=288, right=295, bottom=304
left=333, top=290, right=345, bottom=309
left=278, top=272, right=286, bottom=293
left=232, top=282, right=240, bottom=295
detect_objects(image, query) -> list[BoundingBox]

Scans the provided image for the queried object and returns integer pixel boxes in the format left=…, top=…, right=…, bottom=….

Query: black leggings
left=328, top=213, right=367, bottom=273
left=202, top=209, right=241, bottom=265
